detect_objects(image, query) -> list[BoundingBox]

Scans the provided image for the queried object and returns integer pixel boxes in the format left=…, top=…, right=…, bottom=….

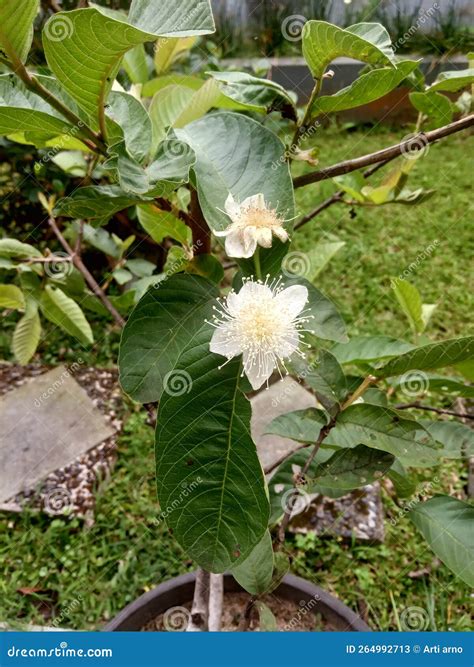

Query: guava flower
left=209, top=277, right=310, bottom=390
left=214, top=193, right=289, bottom=258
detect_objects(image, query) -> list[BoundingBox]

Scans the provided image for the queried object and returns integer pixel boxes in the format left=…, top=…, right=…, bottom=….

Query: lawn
left=0, top=124, right=472, bottom=631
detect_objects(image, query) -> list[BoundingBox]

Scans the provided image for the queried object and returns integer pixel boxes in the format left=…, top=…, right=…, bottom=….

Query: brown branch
left=189, top=189, right=211, bottom=255
left=263, top=443, right=310, bottom=476
left=48, top=217, right=125, bottom=327
left=395, top=402, right=474, bottom=420
left=187, top=569, right=210, bottom=632
left=293, top=115, right=474, bottom=189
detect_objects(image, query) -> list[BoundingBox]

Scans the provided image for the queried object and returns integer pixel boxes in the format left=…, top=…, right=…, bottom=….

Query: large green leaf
left=0, top=284, right=25, bottom=310
left=291, top=350, right=347, bottom=413
left=231, top=531, right=274, bottom=595
left=142, top=74, right=204, bottom=98
left=331, top=336, right=415, bottom=366
left=12, top=298, right=41, bottom=365
left=302, top=21, right=394, bottom=81
left=409, top=496, right=474, bottom=587
left=119, top=274, right=218, bottom=403
left=54, top=185, right=151, bottom=224
left=176, top=112, right=294, bottom=234
left=330, top=404, right=440, bottom=467
left=0, top=75, right=75, bottom=138
left=376, top=337, right=474, bottom=379
left=420, top=420, right=474, bottom=460
left=305, top=445, right=394, bottom=493
left=266, top=408, right=327, bottom=444
left=209, top=71, right=297, bottom=120
left=40, top=285, right=93, bottom=346
left=409, top=91, right=454, bottom=129
left=427, top=68, right=474, bottom=93
left=43, top=2, right=214, bottom=126
left=313, top=61, right=417, bottom=115
left=155, top=327, right=269, bottom=572
left=0, top=0, right=38, bottom=63
left=107, top=91, right=152, bottom=163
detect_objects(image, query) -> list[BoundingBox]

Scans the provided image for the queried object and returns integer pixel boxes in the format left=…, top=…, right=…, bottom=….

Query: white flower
left=214, top=193, right=289, bottom=259
left=209, top=277, right=310, bottom=390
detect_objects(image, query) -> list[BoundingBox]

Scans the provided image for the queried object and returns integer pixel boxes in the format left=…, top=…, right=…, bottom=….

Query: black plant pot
left=104, top=572, right=370, bottom=632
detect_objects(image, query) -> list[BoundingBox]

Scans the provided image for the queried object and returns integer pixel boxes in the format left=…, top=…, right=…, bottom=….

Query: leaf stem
left=290, top=77, right=322, bottom=152
left=341, top=374, right=377, bottom=410
left=253, top=246, right=262, bottom=280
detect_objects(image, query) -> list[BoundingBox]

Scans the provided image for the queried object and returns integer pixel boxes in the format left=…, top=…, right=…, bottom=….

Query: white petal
left=243, top=348, right=275, bottom=390
left=214, top=226, right=231, bottom=238
left=224, top=193, right=241, bottom=222
left=238, top=280, right=273, bottom=302
left=243, top=226, right=258, bottom=253
left=242, top=193, right=266, bottom=210
left=225, top=230, right=255, bottom=258
left=273, top=225, right=289, bottom=243
left=257, top=227, right=273, bottom=248
left=210, top=323, right=242, bottom=358
left=274, top=326, right=300, bottom=358
left=274, top=285, right=308, bottom=319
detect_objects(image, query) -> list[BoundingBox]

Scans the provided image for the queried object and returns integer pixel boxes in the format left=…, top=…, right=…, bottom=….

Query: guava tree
left=0, top=0, right=473, bottom=630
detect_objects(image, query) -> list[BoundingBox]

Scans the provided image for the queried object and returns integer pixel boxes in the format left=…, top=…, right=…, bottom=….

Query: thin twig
left=48, top=217, right=125, bottom=327
left=187, top=569, right=210, bottom=632
left=263, top=443, right=310, bottom=476
left=395, top=403, right=474, bottom=420
left=208, top=573, right=224, bottom=632
left=341, top=375, right=377, bottom=411
left=293, top=115, right=474, bottom=189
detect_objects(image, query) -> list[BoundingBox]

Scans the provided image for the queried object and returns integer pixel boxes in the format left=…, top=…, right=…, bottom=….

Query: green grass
left=0, top=125, right=472, bottom=631
left=293, top=125, right=473, bottom=341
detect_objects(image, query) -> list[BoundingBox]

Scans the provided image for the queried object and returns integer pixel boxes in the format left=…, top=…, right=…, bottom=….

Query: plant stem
left=253, top=246, right=262, bottom=280
left=187, top=569, right=210, bottom=632
left=293, top=114, right=474, bottom=189
left=189, top=189, right=211, bottom=255
left=395, top=403, right=474, bottom=420
left=341, top=374, right=378, bottom=411
left=48, top=216, right=125, bottom=327
left=290, top=77, right=322, bottom=151
left=208, top=574, right=224, bottom=632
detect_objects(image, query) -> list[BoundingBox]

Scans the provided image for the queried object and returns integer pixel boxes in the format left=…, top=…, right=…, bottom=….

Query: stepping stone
left=250, top=377, right=385, bottom=543
left=0, top=364, right=120, bottom=519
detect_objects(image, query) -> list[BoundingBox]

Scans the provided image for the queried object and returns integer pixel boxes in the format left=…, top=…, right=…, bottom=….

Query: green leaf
left=303, top=241, right=345, bottom=280
left=265, top=408, right=327, bottom=445
left=305, top=445, right=394, bottom=493
left=302, top=21, right=394, bottom=81
left=40, top=285, right=94, bottom=346
left=254, top=602, right=278, bottom=631
left=0, top=284, right=25, bottom=310
left=12, top=299, right=41, bottom=365
left=155, top=326, right=269, bottom=573
left=0, top=0, right=38, bottom=63
left=409, top=91, right=454, bottom=129
left=43, top=2, right=214, bottom=125
left=125, top=258, right=155, bottom=278
left=331, top=335, right=415, bottom=366
left=154, top=36, right=197, bottom=74
left=291, top=349, right=347, bottom=414
left=283, top=276, right=348, bottom=344
left=330, top=404, right=440, bottom=467
left=137, top=204, right=191, bottom=246
left=409, top=496, right=474, bottom=587
left=375, top=337, right=474, bottom=379
left=0, top=75, right=76, bottom=139
left=119, top=274, right=218, bottom=403
left=55, top=185, right=152, bottom=225
left=231, top=531, right=274, bottom=595
left=112, top=268, right=133, bottom=285
left=122, top=44, right=149, bottom=84
left=420, top=420, right=474, bottom=460
left=176, top=112, right=294, bottom=234
left=391, top=277, right=425, bottom=334
left=409, top=374, right=474, bottom=398
left=313, top=61, right=418, bottom=115
left=186, top=254, right=224, bottom=284
left=107, top=91, right=153, bottom=164
left=267, top=552, right=290, bottom=593
left=75, top=221, right=123, bottom=258
left=0, top=238, right=42, bottom=259
left=427, top=68, right=474, bottom=93
left=142, top=74, right=204, bottom=98
left=209, top=71, right=297, bottom=121
left=388, top=459, right=418, bottom=498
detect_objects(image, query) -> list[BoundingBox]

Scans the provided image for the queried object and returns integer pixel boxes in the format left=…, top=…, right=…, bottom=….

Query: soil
left=141, top=592, right=333, bottom=632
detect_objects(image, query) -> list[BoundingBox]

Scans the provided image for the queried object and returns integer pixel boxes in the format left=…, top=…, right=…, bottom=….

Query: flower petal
left=257, top=227, right=273, bottom=248
left=224, top=193, right=241, bottom=223
left=210, top=323, right=242, bottom=358
left=225, top=230, right=255, bottom=258
left=243, top=348, right=275, bottom=390
left=238, top=280, right=273, bottom=301
left=243, top=193, right=266, bottom=210
left=274, top=285, right=308, bottom=319
left=214, top=226, right=231, bottom=238
left=274, top=326, right=300, bottom=358
left=273, top=226, right=289, bottom=243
